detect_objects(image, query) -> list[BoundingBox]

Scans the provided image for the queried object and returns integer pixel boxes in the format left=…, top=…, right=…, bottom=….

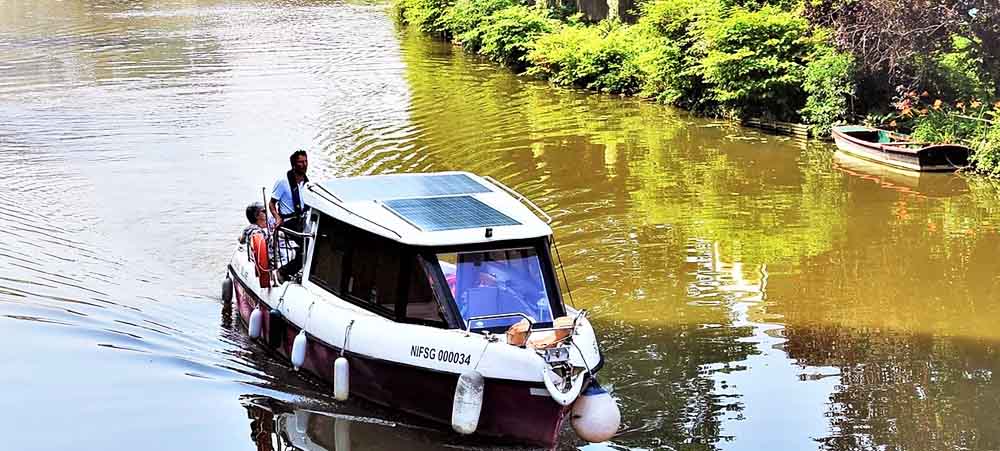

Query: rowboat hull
left=230, top=270, right=570, bottom=447
left=831, top=126, right=970, bottom=172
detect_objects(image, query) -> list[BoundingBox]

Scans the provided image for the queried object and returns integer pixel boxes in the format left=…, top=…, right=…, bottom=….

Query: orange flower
left=933, top=99, right=943, bottom=110
left=956, top=101, right=966, bottom=109
left=971, top=100, right=982, bottom=108
left=994, top=100, right=1000, bottom=109
left=900, top=107, right=912, bottom=117
left=921, top=91, right=930, bottom=97
left=890, top=120, right=897, bottom=127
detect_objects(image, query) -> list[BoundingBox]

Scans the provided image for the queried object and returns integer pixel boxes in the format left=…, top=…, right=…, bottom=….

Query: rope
left=303, top=300, right=317, bottom=334
left=944, top=148, right=972, bottom=171
left=341, top=319, right=355, bottom=357
left=276, top=283, right=292, bottom=309
left=571, top=339, right=594, bottom=379
left=473, top=338, right=492, bottom=371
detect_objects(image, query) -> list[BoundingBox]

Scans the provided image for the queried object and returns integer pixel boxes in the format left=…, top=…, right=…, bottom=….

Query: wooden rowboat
left=831, top=125, right=970, bottom=172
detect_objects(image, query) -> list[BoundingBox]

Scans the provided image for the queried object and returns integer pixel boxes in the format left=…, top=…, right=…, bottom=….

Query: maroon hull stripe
left=230, top=269, right=569, bottom=447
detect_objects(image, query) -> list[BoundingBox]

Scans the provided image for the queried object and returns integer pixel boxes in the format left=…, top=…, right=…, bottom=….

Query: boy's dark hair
left=289, top=149, right=307, bottom=166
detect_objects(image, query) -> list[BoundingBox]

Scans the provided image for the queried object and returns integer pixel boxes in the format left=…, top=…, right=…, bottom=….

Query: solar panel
left=321, top=174, right=491, bottom=202
left=383, top=196, right=521, bottom=232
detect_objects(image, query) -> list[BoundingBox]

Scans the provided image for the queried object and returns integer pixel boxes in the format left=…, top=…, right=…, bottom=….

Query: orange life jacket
left=249, top=232, right=271, bottom=288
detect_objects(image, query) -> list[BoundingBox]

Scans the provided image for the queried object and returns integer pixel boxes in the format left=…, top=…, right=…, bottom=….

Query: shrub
left=912, top=96, right=986, bottom=143
left=442, top=0, right=518, bottom=51
left=971, top=115, right=1000, bottom=177
left=476, top=6, right=556, bottom=67
left=527, top=21, right=644, bottom=94
left=801, top=45, right=856, bottom=136
left=640, top=0, right=719, bottom=40
left=394, top=0, right=452, bottom=34
left=719, top=0, right=800, bottom=9
left=910, top=108, right=981, bottom=144
left=634, top=0, right=720, bottom=109
left=700, top=6, right=815, bottom=120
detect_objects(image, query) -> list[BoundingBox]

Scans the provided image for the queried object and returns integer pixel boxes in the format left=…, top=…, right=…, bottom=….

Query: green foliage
left=394, top=0, right=452, bottom=33
left=527, top=21, right=644, bottom=94
left=801, top=45, right=856, bottom=136
left=634, top=0, right=719, bottom=109
left=476, top=6, right=556, bottom=67
left=910, top=109, right=980, bottom=144
left=718, top=0, right=801, bottom=10
left=970, top=116, right=1000, bottom=177
left=907, top=102, right=1000, bottom=177
left=701, top=6, right=815, bottom=120
left=442, top=0, right=518, bottom=51
left=928, top=35, right=996, bottom=101
left=639, top=0, right=719, bottom=40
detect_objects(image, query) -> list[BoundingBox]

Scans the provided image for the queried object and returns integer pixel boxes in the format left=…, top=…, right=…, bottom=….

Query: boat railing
left=307, top=184, right=403, bottom=239
left=277, top=226, right=311, bottom=239
left=270, top=226, right=302, bottom=285
left=482, top=176, right=552, bottom=224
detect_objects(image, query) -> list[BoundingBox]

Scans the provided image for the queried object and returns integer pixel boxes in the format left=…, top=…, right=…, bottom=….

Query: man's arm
left=269, top=198, right=283, bottom=227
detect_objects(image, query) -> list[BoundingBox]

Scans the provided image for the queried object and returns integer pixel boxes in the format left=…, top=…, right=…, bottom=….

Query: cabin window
left=335, top=226, right=398, bottom=314
left=310, top=214, right=452, bottom=324
left=309, top=217, right=348, bottom=295
left=436, top=247, right=554, bottom=330
left=401, top=255, right=447, bottom=326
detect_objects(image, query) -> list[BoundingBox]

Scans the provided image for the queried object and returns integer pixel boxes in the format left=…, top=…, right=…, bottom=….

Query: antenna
left=262, top=187, right=276, bottom=272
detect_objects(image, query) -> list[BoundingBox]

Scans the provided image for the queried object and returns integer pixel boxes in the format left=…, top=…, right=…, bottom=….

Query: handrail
left=277, top=226, right=312, bottom=239
left=306, top=185, right=403, bottom=239
left=311, top=182, right=344, bottom=204
left=465, top=312, right=533, bottom=334
left=482, top=175, right=552, bottom=224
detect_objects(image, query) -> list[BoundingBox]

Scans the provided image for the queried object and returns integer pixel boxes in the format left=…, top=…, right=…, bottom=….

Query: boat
left=831, top=125, right=970, bottom=172
left=223, top=172, right=620, bottom=447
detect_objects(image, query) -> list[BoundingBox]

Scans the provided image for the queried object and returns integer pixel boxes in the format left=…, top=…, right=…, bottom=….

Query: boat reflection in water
left=243, top=396, right=551, bottom=451
left=833, top=151, right=970, bottom=198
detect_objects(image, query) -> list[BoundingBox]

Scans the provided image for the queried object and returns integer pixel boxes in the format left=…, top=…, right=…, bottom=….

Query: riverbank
left=6, top=1, right=1000, bottom=449
left=392, top=0, right=1000, bottom=176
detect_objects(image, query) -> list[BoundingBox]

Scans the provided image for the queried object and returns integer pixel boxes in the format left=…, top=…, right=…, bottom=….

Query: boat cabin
left=299, top=172, right=566, bottom=332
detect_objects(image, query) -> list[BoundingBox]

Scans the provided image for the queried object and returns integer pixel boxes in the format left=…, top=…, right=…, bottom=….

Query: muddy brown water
left=2, top=1, right=1000, bottom=450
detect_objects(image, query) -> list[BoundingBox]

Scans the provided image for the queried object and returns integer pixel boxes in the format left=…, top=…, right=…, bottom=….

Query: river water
left=2, top=1, right=999, bottom=450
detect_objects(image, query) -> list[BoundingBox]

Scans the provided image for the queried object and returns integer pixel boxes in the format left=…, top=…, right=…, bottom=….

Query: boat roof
left=301, top=172, right=553, bottom=247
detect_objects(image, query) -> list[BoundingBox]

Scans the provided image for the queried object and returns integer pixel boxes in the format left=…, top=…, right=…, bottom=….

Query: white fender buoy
left=571, top=380, right=621, bottom=443
left=248, top=306, right=263, bottom=339
left=334, top=356, right=350, bottom=401
left=543, top=367, right=586, bottom=406
left=334, top=417, right=351, bottom=451
left=291, top=330, right=308, bottom=370
left=268, top=309, right=285, bottom=346
left=451, top=370, right=484, bottom=434
left=222, top=277, right=233, bottom=302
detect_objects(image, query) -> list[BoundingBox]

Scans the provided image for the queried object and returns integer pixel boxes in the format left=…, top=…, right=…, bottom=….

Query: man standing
left=269, top=150, right=308, bottom=280
left=269, top=149, right=308, bottom=234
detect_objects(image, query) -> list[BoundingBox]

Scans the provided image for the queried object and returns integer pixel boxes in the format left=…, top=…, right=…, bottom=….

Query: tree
left=806, top=0, right=999, bottom=97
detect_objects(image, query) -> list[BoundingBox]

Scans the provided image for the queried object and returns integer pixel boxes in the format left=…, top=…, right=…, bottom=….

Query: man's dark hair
left=289, top=149, right=307, bottom=167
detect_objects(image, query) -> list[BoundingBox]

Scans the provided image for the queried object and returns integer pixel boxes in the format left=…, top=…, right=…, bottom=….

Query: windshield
left=436, top=247, right=555, bottom=330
